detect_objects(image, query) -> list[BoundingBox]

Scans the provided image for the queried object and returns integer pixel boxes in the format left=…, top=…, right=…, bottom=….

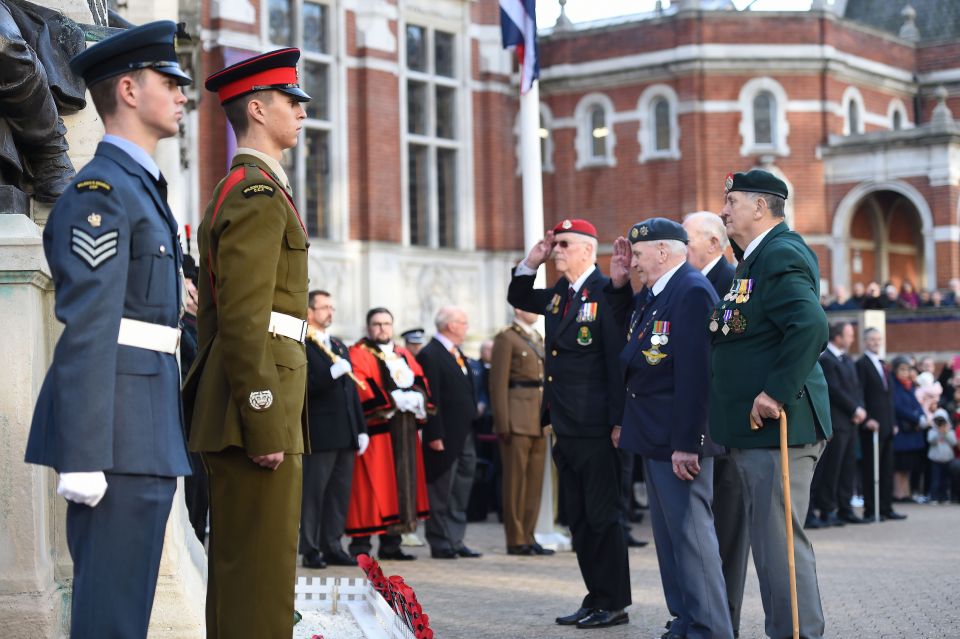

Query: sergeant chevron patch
left=70, top=226, right=119, bottom=270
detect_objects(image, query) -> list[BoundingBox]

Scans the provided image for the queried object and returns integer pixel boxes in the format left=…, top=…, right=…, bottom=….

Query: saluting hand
left=610, top=237, right=632, bottom=289
left=523, top=231, right=555, bottom=269
left=251, top=451, right=284, bottom=470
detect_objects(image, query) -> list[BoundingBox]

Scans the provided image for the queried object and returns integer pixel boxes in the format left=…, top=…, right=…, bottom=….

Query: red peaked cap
left=205, top=48, right=311, bottom=105
left=552, top=218, right=597, bottom=239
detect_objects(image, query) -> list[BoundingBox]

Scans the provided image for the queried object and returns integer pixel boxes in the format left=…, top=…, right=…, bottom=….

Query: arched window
left=892, top=110, right=902, bottom=131
left=842, top=87, right=865, bottom=136
left=753, top=92, right=774, bottom=145
left=590, top=106, right=607, bottom=159
left=637, top=84, right=681, bottom=163
left=888, top=98, right=910, bottom=131
left=654, top=99, right=670, bottom=151
left=738, top=78, right=790, bottom=156
left=574, top=93, right=617, bottom=169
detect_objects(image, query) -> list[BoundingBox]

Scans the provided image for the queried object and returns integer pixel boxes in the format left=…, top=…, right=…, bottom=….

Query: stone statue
left=0, top=0, right=86, bottom=207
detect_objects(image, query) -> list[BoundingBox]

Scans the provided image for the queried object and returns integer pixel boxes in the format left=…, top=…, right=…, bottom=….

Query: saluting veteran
left=605, top=218, right=732, bottom=639
left=709, top=170, right=832, bottom=639
left=507, top=219, right=630, bottom=630
left=183, top=49, right=311, bottom=639
left=25, top=21, right=192, bottom=639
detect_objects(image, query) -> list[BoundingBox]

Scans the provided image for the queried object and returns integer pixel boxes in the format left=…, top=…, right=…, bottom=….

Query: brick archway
left=831, top=180, right=935, bottom=290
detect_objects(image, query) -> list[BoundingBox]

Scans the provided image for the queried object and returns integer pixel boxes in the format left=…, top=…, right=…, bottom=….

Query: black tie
left=562, top=286, right=576, bottom=318
left=154, top=172, right=169, bottom=202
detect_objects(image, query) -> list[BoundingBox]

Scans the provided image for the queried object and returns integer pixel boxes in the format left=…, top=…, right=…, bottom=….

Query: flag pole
left=519, top=79, right=544, bottom=253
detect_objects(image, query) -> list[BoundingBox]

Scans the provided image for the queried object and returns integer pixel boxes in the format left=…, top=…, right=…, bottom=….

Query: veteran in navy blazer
left=605, top=219, right=731, bottom=639
left=508, top=219, right=630, bottom=630
left=24, top=22, right=192, bottom=639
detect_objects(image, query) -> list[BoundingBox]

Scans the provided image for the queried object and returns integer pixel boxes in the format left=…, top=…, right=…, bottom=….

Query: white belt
left=117, top=318, right=181, bottom=354
left=268, top=311, right=307, bottom=343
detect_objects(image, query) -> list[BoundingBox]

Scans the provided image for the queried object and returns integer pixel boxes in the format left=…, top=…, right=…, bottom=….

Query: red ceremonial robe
left=345, top=339, right=431, bottom=536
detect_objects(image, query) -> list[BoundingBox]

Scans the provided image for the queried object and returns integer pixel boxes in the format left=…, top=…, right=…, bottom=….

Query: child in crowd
left=927, top=409, right=957, bottom=503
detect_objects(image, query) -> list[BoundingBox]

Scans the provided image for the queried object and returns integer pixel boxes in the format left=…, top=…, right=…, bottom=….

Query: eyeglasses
left=552, top=240, right=583, bottom=249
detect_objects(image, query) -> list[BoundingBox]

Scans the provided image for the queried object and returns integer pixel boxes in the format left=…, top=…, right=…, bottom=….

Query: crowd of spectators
left=821, top=278, right=960, bottom=311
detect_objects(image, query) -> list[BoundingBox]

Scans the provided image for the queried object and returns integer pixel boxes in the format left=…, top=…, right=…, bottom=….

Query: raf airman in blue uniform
left=24, top=21, right=192, bottom=639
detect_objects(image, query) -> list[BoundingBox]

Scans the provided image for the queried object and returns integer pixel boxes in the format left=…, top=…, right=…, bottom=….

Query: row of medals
left=709, top=279, right=753, bottom=335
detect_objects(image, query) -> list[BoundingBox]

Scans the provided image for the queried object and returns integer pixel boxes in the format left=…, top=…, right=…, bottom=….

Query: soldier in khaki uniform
left=183, top=49, right=311, bottom=639
left=489, top=308, right=554, bottom=556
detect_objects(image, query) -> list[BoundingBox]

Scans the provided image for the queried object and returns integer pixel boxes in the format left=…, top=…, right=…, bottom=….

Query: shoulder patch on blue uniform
left=242, top=183, right=275, bottom=198
left=71, top=226, right=119, bottom=270
left=75, top=179, right=113, bottom=194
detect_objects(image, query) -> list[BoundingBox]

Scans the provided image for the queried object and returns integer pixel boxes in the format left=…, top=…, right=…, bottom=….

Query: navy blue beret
left=70, top=20, right=191, bottom=87
left=629, top=217, right=688, bottom=244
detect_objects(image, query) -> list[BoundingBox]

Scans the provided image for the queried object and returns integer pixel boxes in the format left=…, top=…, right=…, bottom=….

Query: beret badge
left=630, top=227, right=639, bottom=239
left=724, top=173, right=734, bottom=192
left=561, top=219, right=572, bottom=230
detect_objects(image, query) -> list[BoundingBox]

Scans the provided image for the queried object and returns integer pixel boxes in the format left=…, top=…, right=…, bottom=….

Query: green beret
left=628, top=217, right=688, bottom=244
left=724, top=169, right=788, bottom=200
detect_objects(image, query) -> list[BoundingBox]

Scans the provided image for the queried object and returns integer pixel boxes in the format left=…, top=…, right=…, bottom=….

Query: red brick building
left=185, top=0, right=960, bottom=340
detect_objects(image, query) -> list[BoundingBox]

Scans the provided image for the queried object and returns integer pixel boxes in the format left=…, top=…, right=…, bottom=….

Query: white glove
left=57, top=471, right=108, bottom=507
left=358, top=433, right=370, bottom=456
left=330, top=358, right=353, bottom=380
left=405, top=391, right=427, bottom=421
left=391, top=389, right=412, bottom=412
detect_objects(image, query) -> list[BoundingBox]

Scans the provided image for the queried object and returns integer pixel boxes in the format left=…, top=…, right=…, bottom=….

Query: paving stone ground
left=299, top=501, right=960, bottom=639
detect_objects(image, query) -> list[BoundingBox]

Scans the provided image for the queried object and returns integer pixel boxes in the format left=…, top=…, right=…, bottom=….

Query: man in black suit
left=684, top=211, right=746, bottom=637
left=508, top=219, right=630, bottom=630
left=811, top=321, right=869, bottom=526
left=416, top=306, right=481, bottom=559
left=855, top=328, right=906, bottom=521
left=300, top=290, right=369, bottom=569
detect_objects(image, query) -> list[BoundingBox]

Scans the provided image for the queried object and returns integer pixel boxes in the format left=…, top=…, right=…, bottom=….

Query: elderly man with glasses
left=508, top=219, right=631, bottom=630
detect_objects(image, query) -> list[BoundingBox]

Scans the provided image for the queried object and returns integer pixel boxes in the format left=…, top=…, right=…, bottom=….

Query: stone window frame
left=637, top=84, right=680, bottom=163
left=262, top=0, right=339, bottom=239
left=574, top=93, right=617, bottom=170
left=887, top=97, right=911, bottom=131
left=738, top=77, right=790, bottom=157
left=842, top=86, right=866, bottom=136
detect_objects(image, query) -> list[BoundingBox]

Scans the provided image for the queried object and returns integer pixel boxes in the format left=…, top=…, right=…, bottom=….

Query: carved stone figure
left=0, top=0, right=86, bottom=207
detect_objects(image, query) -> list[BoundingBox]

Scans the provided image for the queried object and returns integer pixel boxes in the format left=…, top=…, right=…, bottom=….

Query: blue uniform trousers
left=66, top=473, right=176, bottom=638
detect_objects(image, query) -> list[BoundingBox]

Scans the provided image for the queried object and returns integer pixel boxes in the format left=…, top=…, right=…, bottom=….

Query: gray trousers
left=425, top=434, right=477, bottom=552
left=713, top=453, right=750, bottom=636
left=299, top=448, right=355, bottom=557
left=645, top=458, right=734, bottom=639
left=731, top=442, right=826, bottom=639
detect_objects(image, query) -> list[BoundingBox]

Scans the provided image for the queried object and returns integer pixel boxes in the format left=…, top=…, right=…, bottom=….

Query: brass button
left=521, top=351, right=527, bottom=357
left=547, top=375, right=553, bottom=382
left=552, top=350, right=558, bottom=356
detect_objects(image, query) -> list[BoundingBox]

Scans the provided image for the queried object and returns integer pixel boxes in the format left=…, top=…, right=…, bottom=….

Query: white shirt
left=377, top=341, right=395, bottom=354
left=433, top=333, right=456, bottom=352
left=234, top=147, right=291, bottom=191
left=652, top=260, right=686, bottom=297
left=826, top=342, right=844, bottom=359
left=700, top=255, right=723, bottom=277
left=864, top=349, right=887, bottom=384
left=314, top=329, right=331, bottom=349
left=742, top=226, right=776, bottom=261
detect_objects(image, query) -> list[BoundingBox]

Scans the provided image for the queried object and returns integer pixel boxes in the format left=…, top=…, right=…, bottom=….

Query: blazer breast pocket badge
left=577, top=325, right=593, bottom=346
left=642, top=320, right=669, bottom=365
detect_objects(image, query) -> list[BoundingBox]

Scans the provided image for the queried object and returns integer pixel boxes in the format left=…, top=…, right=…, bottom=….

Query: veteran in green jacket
left=709, top=169, right=831, bottom=639
left=183, top=49, right=311, bottom=639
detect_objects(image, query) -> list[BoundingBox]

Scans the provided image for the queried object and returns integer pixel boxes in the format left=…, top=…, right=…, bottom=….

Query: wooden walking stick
left=751, top=409, right=800, bottom=639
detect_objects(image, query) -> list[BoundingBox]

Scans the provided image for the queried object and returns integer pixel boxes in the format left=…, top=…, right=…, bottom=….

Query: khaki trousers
left=499, top=434, right=546, bottom=546
left=204, top=447, right=302, bottom=639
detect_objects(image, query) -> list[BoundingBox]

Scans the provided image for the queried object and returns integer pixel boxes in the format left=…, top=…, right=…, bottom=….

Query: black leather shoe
left=531, top=542, right=555, bottom=556
left=455, top=545, right=482, bottom=558
left=507, top=544, right=534, bottom=555
left=627, top=534, right=649, bottom=548
left=302, top=552, right=327, bottom=569
left=881, top=510, right=907, bottom=521
left=821, top=512, right=845, bottom=527
left=324, top=549, right=359, bottom=566
left=837, top=511, right=869, bottom=524
left=804, top=514, right=826, bottom=529
left=576, top=608, right=628, bottom=629
left=430, top=548, right=458, bottom=559
left=555, top=607, right=593, bottom=625
left=379, top=548, right=417, bottom=561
